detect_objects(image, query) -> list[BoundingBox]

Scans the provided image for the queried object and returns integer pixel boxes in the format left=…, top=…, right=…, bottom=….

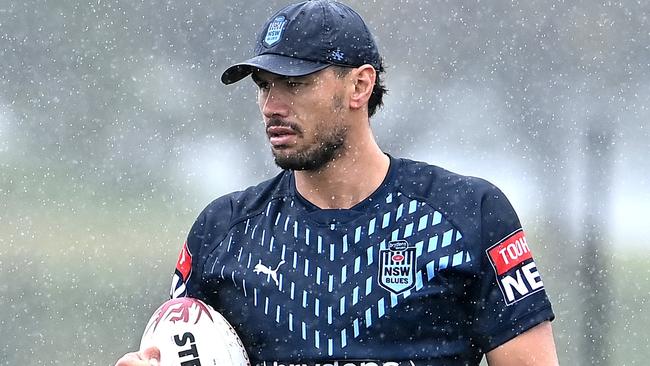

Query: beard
left=269, top=94, right=348, bottom=172
left=272, top=123, right=347, bottom=171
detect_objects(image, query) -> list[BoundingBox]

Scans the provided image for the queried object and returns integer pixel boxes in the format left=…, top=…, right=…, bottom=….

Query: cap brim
left=221, top=54, right=330, bottom=85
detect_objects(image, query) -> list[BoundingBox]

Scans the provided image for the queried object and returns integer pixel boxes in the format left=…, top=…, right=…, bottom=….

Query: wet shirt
left=170, top=156, right=554, bottom=366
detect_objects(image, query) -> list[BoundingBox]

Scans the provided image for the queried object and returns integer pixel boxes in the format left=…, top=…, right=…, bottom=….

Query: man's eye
left=257, top=81, right=270, bottom=90
left=286, top=81, right=302, bottom=88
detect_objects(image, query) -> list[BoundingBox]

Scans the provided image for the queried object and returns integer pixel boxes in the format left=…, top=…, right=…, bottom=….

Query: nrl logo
left=378, top=240, right=417, bottom=295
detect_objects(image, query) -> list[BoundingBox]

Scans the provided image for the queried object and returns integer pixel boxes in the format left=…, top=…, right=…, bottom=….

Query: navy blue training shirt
left=170, top=156, right=554, bottom=366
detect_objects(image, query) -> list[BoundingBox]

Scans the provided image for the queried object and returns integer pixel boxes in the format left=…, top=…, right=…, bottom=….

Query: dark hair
left=332, top=60, right=387, bottom=118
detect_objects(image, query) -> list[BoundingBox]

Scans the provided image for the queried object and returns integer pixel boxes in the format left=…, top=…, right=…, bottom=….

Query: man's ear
left=349, top=64, right=376, bottom=111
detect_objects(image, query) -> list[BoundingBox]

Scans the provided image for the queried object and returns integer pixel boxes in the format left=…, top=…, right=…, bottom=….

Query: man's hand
left=115, top=346, right=161, bottom=366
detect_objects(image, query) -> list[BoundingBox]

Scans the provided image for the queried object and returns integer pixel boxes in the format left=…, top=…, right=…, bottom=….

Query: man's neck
left=293, top=142, right=390, bottom=210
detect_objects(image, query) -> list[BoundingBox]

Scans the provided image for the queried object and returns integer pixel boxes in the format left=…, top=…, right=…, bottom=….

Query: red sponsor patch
left=487, top=230, right=532, bottom=275
left=175, top=241, right=192, bottom=281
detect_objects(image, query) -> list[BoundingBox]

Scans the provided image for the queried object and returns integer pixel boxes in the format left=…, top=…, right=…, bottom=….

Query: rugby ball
left=140, top=297, right=250, bottom=366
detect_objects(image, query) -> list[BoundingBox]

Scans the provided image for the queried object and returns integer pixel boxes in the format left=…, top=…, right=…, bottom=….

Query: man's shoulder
left=394, top=156, right=497, bottom=199
left=201, top=170, right=292, bottom=223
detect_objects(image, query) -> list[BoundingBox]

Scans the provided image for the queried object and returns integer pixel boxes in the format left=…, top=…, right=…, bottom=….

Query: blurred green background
left=1, top=0, right=648, bottom=365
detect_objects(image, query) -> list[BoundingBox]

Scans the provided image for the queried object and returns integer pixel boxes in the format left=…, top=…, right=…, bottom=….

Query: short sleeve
left=169, top=196, right=233, bottom=300
left=471, top=185, right=555, bottom=351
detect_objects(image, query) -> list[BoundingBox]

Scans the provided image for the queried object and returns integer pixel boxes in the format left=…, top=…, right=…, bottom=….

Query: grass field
left=1, top=189, right=647, bottom=365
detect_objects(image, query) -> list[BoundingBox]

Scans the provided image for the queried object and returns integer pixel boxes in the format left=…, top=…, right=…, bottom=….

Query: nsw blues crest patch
left=264, top=15, right=287, bottom=47
left=378, top=240, right=417, bottom=295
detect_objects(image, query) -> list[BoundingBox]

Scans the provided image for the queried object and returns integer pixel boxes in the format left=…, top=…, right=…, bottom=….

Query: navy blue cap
left=221, top=0, right=382, bottom=85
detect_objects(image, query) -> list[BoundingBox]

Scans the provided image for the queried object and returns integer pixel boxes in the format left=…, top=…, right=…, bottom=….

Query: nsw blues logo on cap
left=264, top=15, right=287, bottom=47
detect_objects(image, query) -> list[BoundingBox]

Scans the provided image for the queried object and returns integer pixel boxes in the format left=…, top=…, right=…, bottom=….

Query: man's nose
left=261, top=87, right=290, bottom=119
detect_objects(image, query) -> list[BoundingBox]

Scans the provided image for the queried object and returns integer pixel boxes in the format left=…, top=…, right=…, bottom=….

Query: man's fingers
left=114, top=347, right=161, bottom=366
left=140, top=346, right=161, bottom=365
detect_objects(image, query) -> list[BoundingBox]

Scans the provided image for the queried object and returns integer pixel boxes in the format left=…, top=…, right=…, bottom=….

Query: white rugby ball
left=140, top=297, right=250, bottom=366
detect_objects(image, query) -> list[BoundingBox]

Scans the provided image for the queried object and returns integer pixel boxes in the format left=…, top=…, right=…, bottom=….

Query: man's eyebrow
left=251, top=73, right=283, bottom=84
left=252, top=73, right=308, bottom=85
left=251, top=73, right=264, bottom=84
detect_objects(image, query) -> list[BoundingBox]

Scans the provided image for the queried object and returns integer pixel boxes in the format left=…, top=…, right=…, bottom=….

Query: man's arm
left=486, top=321, right=559, bottom=366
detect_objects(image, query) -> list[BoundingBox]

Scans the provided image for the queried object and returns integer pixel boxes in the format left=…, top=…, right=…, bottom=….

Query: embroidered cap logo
left=264, top=15, right=287, bottom=47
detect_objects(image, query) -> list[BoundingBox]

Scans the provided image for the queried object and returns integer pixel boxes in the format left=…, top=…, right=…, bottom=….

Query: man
left=116, top=1, right=558, bottom=365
